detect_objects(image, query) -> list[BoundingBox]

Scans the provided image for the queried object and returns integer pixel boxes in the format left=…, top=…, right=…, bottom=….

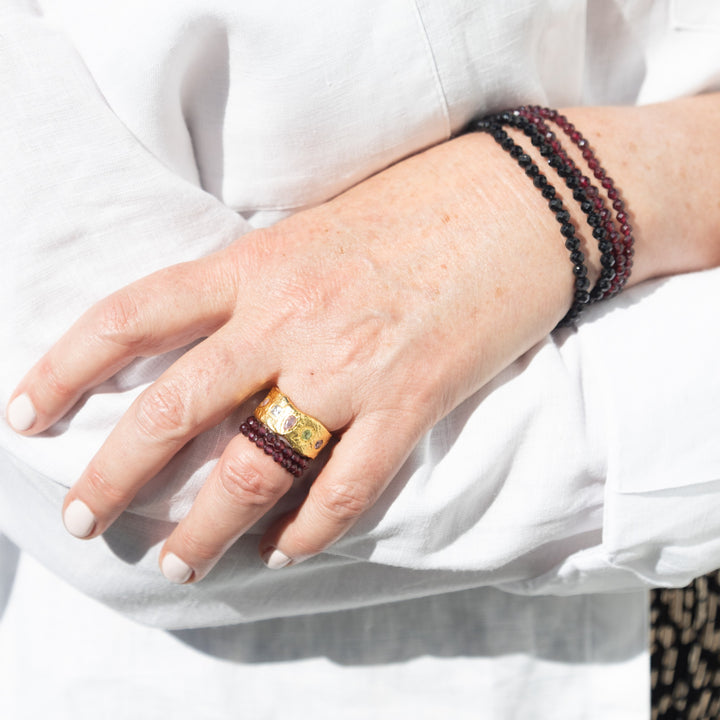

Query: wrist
left=561, top=95, right=720, bottom=288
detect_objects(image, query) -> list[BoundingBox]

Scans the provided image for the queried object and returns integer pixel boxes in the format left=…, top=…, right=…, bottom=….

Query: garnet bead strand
left=240, top=416, right=309, bottom=477
left=528, top=106, right=634, bottom=297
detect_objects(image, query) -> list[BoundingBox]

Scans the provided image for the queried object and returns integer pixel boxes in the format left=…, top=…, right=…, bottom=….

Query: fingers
left=159, top=433, right=295, bottom=583
left=6, top=257, right=236, bottom=435
left=257, top=415, right=421, bottom=570
left=60, top=328, right=267, bottom=540
left=157, top=407, right=416, bottom=583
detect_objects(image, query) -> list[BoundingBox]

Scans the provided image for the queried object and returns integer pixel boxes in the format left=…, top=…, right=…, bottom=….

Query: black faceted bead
left=592, top=227, right=607, bottom=240
left=600, top=254, right=616, bottom=268
left=541, top=185, right=556, bottom=199
left=533, top=174, right=547, bottom=188
left=566, top=175, right=579, bottom=189
left=501, top=137, right=515, bottom=151
left=518, top=154, right=532, bottom=167
left=555, top=209, right=570, bottom=223
left=573, top=263, right=588, bottom=277
left=510, top=144, right=523, bottom=158
left=560, top=222, right=575, bottom=237
left=573, top=188, right=586, bottom=202
left=598, top=240, right=613, bottom=254
left=564, top=236, right=580, bottom=251
left=575, top=275, right=590, bottom=291
left=569, top=249, right=584, bottom=264
left=525, top=164, right=539, bottom=178
left=574, top=289, right=591, bottom=304
left=548, top=198, right=563, bottom=212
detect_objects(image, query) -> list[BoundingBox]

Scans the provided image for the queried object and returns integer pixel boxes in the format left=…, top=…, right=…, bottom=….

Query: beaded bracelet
left=526, top=106, right=634, bottom=297
left=471, top=117, right=591, bottom=325
left=496, top=109, right=615, bottom=303
left=239, top=416, right=310, bottom=477
left=469, top=106, right=634, bottom=324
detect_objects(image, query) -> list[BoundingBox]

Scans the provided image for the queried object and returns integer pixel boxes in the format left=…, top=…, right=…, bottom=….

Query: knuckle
left=134, top=381, right=192, bottom=442
left=38, top=356, right=73, bottom=401
left=175, top=526, right=221, bottom=563
left=217, top=455, right=289, bottom=507
left=316, top=482, right=375, bottom=523
left=83, top=465, right=132, bottom=507
left=95, top=290, right=145, bottom=350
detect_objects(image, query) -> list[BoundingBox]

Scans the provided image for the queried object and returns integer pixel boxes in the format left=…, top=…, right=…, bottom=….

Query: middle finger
left=61, top=327, right=269, bottom=539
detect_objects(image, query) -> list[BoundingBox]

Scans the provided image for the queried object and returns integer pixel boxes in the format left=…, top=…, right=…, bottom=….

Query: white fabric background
left=0, top=1, right=719, bottom=717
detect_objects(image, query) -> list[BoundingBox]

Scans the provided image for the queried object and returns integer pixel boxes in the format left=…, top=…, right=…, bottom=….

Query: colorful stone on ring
left=253, top=387, right=331, bottom=459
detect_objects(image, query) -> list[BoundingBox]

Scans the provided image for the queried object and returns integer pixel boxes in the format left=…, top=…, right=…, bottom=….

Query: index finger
left=6, top=257, right=236, bottom=434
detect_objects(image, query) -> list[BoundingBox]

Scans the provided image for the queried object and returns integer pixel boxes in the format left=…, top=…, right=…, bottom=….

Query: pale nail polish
left=162, top=553, right=193, bottom=584
left=262, top=547, right=293, bottom=570
left=7, top=394, right=37, bottom=432
left=63, top=500, right=96, bottom=538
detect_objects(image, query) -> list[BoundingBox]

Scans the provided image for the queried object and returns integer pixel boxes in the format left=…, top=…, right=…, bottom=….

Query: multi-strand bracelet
left=468, top=107, right=633, bottom=326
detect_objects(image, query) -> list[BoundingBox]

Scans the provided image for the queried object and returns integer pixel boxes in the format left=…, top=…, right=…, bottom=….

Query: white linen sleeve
left=1, top=6, right=720, bottom=629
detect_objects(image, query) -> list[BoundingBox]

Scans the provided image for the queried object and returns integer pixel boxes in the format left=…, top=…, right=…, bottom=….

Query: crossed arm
left=7, top=93, right=720, bottom=585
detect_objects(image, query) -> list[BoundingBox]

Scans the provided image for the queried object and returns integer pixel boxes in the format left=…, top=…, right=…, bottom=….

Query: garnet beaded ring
left=239, top=386, right=332, bottom=478
left=240, top=416, right=310, bottom=478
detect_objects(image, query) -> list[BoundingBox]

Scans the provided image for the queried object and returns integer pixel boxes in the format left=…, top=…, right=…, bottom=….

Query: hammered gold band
left=254, top=387, right=331, bottom=459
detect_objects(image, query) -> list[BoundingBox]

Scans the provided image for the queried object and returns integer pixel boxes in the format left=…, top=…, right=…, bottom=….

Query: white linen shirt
left=0, top=1, right=719, bottom=718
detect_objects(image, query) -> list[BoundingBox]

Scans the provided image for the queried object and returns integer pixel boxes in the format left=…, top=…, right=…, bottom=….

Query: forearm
left=564, top=93, right=720, bottom=286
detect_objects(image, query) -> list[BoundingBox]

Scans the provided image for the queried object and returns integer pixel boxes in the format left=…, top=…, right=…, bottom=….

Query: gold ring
left=254, top=387, right=331, bottom=459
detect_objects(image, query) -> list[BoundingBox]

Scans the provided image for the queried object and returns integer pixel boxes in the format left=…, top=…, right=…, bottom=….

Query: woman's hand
left=6, top=131, right=580, bottom=582
left=7, top=95, right=719, bottom=583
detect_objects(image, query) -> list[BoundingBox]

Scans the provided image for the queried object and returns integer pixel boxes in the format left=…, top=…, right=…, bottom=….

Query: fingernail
left=7, top=393, right=37, bottom=432
left=162, top=553, right=193, bottom=584
left=261, top=547, right=293, bottom=570
left=63, top=500, right=97, bottom=538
